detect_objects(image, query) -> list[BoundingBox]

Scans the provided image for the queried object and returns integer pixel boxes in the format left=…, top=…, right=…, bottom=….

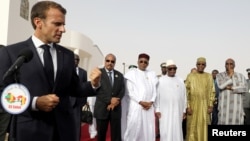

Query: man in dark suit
left=70, top=54, right=88, bottom=141
left=0, top=1, right=101, bottom=141
left=94, top=53, right=125, bottom=141
left=211, top=69, right=219, bottom=125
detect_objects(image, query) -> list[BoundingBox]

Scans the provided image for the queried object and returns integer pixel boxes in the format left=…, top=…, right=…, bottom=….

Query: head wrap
left=166, top=60, right=176, bottom=67
left=138, top=53, right=150, bottom=60
left=197, top=57, right=206, bottom=63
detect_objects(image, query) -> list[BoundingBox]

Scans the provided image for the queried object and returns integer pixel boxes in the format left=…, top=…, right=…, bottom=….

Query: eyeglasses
left=168, top=67, right=177, bottom=71
left=106, top=60, right=115, bottom=64
left=197, top=63, right=205, bottom=66
left=139, top=60, right=148, bottom=64
left=226, top=63, right=234, bottom=65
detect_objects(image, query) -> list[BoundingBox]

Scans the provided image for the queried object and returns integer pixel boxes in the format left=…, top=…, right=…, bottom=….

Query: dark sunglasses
left=168, top=67, right=177, bottom=71
left=139, top=60, right=148, bottom=64
left=226, top=63, right=234, bottom=65
left=197, top=63, right=205, bottom=66
left=106, top=60, right=115, bottom=64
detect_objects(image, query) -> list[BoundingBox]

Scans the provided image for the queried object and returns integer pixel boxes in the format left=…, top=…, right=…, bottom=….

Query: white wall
left=0, top=0, right=36, bottom=45
left=60, top=30, right=103, bottom=73
left=0, top=0, right=103, bottom=75
left=0, top=0, right=10, bottom=45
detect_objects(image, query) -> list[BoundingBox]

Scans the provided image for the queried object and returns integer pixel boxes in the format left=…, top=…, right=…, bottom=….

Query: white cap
left=166, top=59, right=175, bottom=67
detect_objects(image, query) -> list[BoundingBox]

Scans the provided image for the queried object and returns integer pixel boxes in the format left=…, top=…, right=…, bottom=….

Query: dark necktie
left=40, top=45, right=54, bottom=91
left=108, top=71, right=113, bottom=86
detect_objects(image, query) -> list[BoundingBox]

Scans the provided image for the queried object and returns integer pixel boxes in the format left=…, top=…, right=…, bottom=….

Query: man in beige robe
left=185, top=57, right=215, bottom=141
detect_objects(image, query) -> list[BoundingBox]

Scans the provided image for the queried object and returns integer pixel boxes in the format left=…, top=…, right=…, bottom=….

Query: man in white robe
left=122, top=53, right=158, bottom=141
left=155, top=60, right=187, bottom=141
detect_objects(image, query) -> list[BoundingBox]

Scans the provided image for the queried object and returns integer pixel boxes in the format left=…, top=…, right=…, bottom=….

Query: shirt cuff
left=92, top=82, right=101, bottom=90
left=32, top=97, right=39, bottom=111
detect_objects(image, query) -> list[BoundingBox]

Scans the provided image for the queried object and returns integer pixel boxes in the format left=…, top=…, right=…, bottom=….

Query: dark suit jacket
left=0, top=38, right=96, bottom=141
left=70, top=67, right=88, bottom=107
left=94, top=68, right=125, bottom=119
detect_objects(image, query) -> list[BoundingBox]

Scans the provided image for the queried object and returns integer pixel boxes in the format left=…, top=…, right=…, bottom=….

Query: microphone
left=3, top=48, right=33, bottom=81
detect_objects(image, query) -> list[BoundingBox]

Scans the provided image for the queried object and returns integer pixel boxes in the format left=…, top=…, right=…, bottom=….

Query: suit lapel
left=26, top=38, right=48, bottom=84
left=113, top=70, right=119, bottom=89
left=53, top=44, right=63, bottom=90
left=78, top=69, right=83, bottom=80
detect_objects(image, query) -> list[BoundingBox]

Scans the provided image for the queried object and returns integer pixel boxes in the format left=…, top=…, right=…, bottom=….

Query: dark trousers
left=211, top=104, right=218, bottom=125
left=72, top=106, right=82, bottom=141
left=182, top=118, right=186, bottom=139
left=155, top=116, right=160, bottom=137
left=96, top=115, right=121, bottom=141
left=244, top=108, right=250, bottom=125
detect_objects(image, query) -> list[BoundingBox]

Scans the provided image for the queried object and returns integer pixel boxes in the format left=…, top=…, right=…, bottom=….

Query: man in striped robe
left=216, top=58, right=248, bottom=124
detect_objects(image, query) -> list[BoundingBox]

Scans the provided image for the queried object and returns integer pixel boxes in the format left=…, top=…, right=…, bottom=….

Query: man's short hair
left=160, top=62, right=166, bottom=68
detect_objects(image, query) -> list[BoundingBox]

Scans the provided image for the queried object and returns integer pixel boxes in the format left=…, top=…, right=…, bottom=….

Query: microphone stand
left=8, top=69, right=20, bottom=141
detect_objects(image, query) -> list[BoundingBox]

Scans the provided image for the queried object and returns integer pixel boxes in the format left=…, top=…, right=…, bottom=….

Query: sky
left=54, top=0, right=250, bottom=79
